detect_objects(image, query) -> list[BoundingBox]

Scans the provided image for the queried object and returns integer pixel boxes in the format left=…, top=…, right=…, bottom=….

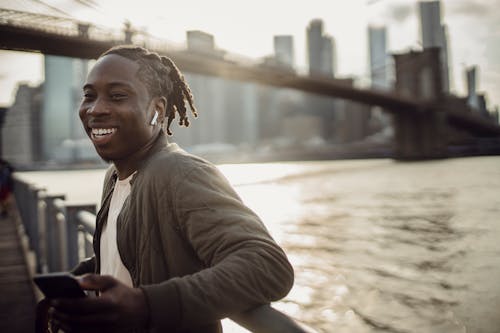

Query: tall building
left=2, top=84, right=43, bottom=166
left=368, top=26, right=392, bottom=134
left=419, top=0, right=450, bottom=92
left=420, top=1, right=441, bottom=47
left=273, top=35, right=294, bottom=68
left=465, top=66, right=480, bottom=110
left=321, top=37, right=335, bottom=76
left=42, top=55, right=91, bottom=162
left=307, top=19, right=335, bottom=78
left=368, top=26, right=390, bottom=90
left=306, top=19, right=339, bottom=142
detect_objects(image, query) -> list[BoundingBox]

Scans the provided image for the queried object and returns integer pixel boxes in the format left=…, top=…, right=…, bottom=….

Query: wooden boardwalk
left=0, top=207, right=36, bottom=333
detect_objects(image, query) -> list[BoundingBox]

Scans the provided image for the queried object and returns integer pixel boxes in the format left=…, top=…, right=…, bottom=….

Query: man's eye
left=83, top=92, right=95, bottom=99
left=110, top=93, right=127, bottom=100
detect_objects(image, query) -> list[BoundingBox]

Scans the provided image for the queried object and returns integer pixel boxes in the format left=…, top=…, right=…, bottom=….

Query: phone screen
left=34, top=273, right=86, bottom=298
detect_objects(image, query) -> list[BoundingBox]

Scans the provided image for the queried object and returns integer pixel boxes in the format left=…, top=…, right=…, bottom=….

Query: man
left=48, top=46, right=294, bottom=332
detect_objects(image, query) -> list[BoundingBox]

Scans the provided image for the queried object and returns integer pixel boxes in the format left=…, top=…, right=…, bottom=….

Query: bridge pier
left=393, top=48, right=447, bottom=160
left=393, top=109, right=446, bottom=160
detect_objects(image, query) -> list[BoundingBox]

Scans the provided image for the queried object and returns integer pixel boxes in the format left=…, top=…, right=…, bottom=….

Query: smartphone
left=33, top=272, right=86, bottom=298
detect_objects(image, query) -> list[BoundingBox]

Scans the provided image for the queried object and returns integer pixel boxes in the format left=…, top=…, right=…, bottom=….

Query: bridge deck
left=0, top=204, right=36, bottom=333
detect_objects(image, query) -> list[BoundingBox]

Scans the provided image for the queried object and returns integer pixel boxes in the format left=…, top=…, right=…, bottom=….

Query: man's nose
left=86, top=98, right=110, bottom=115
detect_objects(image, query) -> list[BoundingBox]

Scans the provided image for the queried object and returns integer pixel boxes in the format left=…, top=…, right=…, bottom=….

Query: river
left=17, top=156, right=500, bottom=333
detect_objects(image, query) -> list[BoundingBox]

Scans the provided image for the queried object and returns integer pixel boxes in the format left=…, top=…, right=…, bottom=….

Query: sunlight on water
left=218, top=162, right=308, bottom=185
left=235, top=183, right=303, bottom=244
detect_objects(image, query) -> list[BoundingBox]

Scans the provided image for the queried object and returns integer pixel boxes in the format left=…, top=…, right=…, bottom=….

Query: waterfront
left=17, top=156, right=500, bottom=333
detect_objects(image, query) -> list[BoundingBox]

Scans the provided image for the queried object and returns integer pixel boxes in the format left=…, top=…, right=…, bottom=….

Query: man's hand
left=49, top=274, right=149, bottom=332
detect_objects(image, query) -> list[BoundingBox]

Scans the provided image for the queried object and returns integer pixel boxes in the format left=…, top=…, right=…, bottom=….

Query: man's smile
left=90, top=127, right=117, bottom=143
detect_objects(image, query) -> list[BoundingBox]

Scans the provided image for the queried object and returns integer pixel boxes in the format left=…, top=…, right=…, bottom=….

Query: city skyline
left=0, top=0, right=499, bottom=112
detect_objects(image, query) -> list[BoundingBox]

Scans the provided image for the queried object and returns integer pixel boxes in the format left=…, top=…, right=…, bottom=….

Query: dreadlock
left=101, top=45, right=198, bottom=135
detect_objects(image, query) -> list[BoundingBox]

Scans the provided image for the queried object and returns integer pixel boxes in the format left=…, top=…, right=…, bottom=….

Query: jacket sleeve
left=141, top=163, right=294, bottom=330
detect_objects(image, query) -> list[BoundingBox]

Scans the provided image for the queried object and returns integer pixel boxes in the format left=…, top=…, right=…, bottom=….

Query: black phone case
left=34, top=273, right=86, bottom=298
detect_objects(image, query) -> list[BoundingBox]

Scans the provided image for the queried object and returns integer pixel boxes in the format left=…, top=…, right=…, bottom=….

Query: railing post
left=78, top=225, right=94, bottom=259
left=83, top=229, right=94, bottom=258
left=43, top=195, right=66, bottom=272
left=27, top=185, right=43, bottom=272
left=54, top=199, right=68, bottom=272
left=37, top=191, right=48, bottom=273
left=66, top=204, right=96, bottom=270
left=12, top=177, right=44, bottom=272
left=44, top=196, right=55, bottom=272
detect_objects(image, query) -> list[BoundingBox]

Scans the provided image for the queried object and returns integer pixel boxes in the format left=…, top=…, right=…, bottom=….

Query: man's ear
left=153, top=96, right=167, bottom=122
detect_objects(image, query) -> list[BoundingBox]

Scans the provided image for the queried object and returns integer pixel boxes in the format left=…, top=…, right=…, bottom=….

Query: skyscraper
left=466, top=66, right=479, bottom=110
left=42, top=55, right=90, bottom=162
left=307, top=19, right=335, bottom=77
left=419, top=0, right=450, bottom=92
left=368, top=26, right=392, bottom=133
left=273, top=35, right=294, bottom=68
left=320, top=36, right=335, bottom=76
left=306, top=19, right=338, bottom=142
left=2, top=84, right=43, bottom=166
left=368, top=26, right=390, bottom=90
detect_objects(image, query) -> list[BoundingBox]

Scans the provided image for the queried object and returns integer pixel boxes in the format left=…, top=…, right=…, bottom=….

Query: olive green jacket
left=73, top=132, right=294, bottom=332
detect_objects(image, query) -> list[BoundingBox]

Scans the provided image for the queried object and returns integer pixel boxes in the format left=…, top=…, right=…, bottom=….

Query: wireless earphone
left=150, top=111, right=159, bottom=125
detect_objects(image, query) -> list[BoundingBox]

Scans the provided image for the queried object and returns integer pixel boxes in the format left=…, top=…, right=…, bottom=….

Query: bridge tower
left=393, top=48, right=447, bottom=159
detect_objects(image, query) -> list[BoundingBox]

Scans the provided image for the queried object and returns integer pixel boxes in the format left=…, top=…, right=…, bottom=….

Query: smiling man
left=46, top=46, right=294, bottom=332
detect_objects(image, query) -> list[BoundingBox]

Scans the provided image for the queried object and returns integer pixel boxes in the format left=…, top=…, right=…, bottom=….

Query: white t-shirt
left=100, top=173, right=135, bottom=287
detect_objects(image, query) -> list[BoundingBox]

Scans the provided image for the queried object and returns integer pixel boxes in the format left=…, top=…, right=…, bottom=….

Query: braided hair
left=101, top=45, right=198, bottom=135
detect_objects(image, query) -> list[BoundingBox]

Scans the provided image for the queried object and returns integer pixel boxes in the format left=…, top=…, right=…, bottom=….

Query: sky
left=0, top=0, right=499, bottom=110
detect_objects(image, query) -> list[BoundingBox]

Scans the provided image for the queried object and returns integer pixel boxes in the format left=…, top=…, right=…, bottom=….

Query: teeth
left=91, top=128, right=116, bottom=136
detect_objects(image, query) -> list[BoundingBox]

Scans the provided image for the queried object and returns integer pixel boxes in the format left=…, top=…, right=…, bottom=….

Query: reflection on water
left=18, top=157, right=500, bottom=333
left=224, top=157, right=500, bottom=333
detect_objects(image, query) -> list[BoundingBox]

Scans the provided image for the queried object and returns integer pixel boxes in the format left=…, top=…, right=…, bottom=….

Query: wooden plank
left=0, top=209, right=36, bottom=333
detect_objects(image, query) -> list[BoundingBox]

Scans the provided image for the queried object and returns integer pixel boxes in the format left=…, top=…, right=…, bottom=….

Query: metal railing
left=12, top=175, right=314, bottom=333
left=13, top=176, right=96, bottom=273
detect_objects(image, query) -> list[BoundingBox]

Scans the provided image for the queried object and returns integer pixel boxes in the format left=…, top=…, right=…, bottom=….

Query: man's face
left=79, top=54, right=157, bottom=162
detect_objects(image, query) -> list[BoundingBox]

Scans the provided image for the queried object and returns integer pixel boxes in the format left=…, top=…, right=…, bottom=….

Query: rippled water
left=18, top=156, right=500, bottom=333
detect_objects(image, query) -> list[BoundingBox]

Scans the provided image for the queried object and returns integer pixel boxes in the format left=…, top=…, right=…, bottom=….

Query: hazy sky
left=0, top=0, right=499, bottom=110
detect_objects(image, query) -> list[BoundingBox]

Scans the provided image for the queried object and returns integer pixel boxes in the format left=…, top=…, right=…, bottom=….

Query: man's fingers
left=51, top=297, right=114, bottom=315
left=48, top=276, right=146, bottom=331
left=51, top=309, right=117, bottom=329
left=78, top=274, right=117, bottom=291
left=35, top=298, right=51, bottom=333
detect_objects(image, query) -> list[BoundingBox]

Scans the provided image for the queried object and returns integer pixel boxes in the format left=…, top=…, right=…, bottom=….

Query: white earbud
left=150, top=111, right=159, bottom=126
